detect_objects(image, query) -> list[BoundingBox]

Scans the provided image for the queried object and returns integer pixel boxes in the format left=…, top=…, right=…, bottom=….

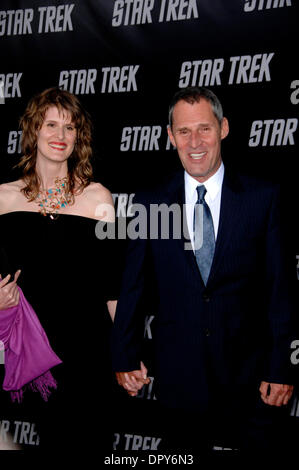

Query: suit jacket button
left=203, top=293, right=210, bottom=302
left=205, top=328, right=211, bottom=337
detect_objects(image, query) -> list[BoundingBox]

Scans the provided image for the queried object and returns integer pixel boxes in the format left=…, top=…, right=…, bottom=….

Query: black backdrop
left=0, top=0, right=298, bottom=454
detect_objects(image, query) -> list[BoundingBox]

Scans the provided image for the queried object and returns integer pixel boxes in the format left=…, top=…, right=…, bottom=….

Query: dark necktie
left=194, top=185, right=215, bottom=285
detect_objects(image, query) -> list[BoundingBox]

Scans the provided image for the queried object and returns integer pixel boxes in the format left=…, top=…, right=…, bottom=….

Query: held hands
left=116, top=361, right=151, bottom=397
left=116, top=371, right=294, bottom=403
left=0, top=270, right=21, bottom=310
left=260, top=381, right=294, bottom=407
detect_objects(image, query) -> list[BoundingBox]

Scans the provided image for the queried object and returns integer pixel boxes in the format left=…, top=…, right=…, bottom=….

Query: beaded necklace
left=36, top=177, right=74, bottom=219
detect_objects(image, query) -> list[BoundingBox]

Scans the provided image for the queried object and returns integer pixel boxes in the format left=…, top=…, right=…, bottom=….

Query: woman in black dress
left=0, top=87, right=119, bottom=453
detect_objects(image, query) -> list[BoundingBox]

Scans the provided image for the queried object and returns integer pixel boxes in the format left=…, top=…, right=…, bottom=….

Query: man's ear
left=221, top=117, right=229, bottom=140
left=167, top=125, right=176, bottom=148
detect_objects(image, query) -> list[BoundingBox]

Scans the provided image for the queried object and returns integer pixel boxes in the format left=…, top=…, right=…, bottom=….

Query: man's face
left=167, top=98, right=229, bottom=183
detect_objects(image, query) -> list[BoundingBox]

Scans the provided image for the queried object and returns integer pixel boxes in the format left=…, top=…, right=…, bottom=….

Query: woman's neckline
left=0, top=210, right=106, bottom=222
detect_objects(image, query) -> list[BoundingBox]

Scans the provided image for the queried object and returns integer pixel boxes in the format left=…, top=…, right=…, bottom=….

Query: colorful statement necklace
left=36, top=177, right=74, bottom=219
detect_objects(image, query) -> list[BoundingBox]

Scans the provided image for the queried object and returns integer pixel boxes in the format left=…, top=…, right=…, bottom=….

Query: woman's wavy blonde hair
left=18, top=86, right=93, bottom=200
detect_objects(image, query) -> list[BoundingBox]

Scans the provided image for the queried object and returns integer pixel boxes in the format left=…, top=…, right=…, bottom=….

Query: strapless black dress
left=0, top=211, right=121, bottom=453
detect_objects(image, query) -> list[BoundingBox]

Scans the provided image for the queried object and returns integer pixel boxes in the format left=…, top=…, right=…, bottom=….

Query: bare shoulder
left=80, top=182, right=115, bottom=222
left=84, top=182, right=114, bottom=205
left=0, top=180, right=24, bottom=213
left=0, top=179, right=24, bottom=193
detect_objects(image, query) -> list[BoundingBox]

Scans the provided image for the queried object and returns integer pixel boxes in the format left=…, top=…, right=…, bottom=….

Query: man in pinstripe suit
left=112, top=87, right=296, bottom=455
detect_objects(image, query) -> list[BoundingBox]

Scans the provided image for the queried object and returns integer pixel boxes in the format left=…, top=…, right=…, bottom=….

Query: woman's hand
left=0, top=270, right=21, bottom=310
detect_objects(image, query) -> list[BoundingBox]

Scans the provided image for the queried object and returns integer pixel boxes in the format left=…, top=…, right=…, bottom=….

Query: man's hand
left=259, top=381, right=294, bottom=407
left=116, top=361, right=151, bottom=397
left=0, top=270, right=21, bottom=310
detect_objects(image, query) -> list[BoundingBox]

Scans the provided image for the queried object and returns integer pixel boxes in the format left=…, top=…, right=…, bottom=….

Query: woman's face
left=36, top=106, right=77, bottom=165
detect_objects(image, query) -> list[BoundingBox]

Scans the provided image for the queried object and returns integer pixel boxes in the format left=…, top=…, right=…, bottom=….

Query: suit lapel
left=164, top=171, right=204, bottom=283
left=207, top=170, right=243, bottom=286
left=163, top=169, right=244, bottom=287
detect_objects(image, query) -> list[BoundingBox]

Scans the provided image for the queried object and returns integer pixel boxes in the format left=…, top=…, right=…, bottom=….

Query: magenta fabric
left=0, top=286, right=62, bottom=402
